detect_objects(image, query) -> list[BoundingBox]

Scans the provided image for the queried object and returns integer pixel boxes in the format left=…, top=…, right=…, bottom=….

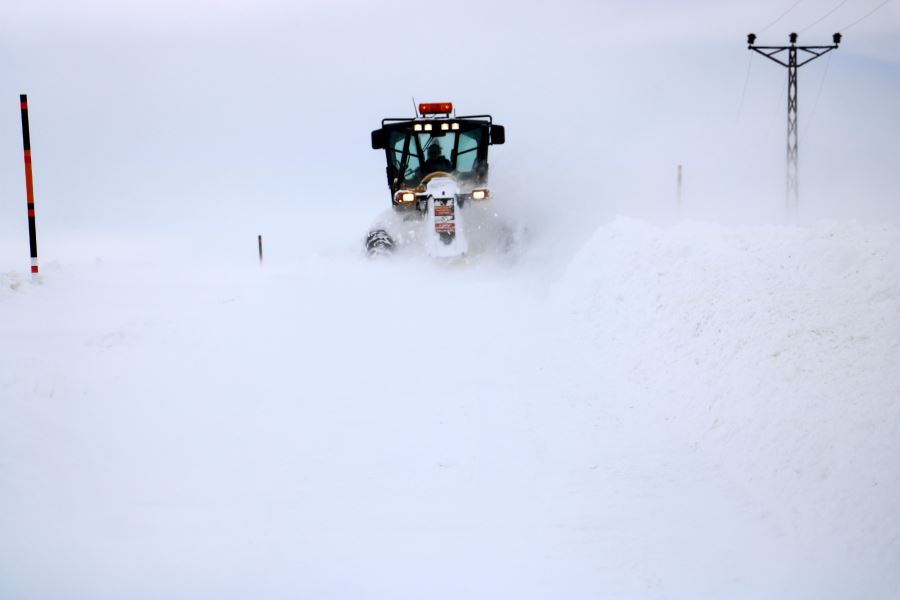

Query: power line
left=840, top=0, right=894, bottom=30
left=770, top=77, right=788, bottom=131
left=736, top=52, right=754, bottom=121
left=759, top=0, right=806, bottom=33
left=769, top=78, right=788, bottom=130
left=805, top=52, right=833, bottom=135
left=800, top=0, right=851, bottom=32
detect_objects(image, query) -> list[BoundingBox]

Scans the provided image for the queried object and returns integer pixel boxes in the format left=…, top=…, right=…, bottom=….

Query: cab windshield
left=388, top=126, right=484, bottom=185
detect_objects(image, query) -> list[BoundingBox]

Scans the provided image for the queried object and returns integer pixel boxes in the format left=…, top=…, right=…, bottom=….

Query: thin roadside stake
left=19, top=94, right=40, bottom=280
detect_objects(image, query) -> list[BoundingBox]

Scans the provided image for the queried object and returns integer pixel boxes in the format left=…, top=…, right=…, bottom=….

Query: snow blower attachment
left=367, top=102, right=505, bottom=258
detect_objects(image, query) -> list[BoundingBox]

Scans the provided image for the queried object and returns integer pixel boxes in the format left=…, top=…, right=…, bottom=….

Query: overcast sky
left=1, top=0, right=898, bottom=249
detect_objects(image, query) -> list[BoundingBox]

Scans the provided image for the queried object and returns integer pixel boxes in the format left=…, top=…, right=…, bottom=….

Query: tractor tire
left=365, top=229, right=395, bottom=256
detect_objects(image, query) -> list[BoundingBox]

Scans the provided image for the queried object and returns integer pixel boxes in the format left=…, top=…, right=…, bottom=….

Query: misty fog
left=2, top=0, right=898, bottom=258
left=2, top=1, right=899, bottom=599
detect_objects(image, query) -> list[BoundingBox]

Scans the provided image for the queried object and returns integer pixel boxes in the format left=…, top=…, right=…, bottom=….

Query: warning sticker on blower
left=433, top=200, right=456, bottom=234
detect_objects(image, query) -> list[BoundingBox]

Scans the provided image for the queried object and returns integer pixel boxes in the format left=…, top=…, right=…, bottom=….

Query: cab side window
left=455, top=129, right=482, bottom=172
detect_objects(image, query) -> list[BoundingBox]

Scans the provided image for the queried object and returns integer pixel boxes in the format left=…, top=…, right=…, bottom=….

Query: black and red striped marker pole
left=20, top=94, right=39, bottom=275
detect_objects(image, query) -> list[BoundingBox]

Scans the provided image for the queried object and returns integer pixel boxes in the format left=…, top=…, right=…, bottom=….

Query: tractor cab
left=371, top=102, right=505, bottom=208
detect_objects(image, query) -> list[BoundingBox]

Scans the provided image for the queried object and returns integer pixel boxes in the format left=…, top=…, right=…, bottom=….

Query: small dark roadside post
left=258, top=235, right=263, bottom=263
left=677, top=164, right=683, bottom=213
left=19, top=94, right=40, bottom=279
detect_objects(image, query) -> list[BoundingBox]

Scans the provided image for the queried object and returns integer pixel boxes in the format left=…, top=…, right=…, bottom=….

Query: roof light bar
left=419, top=102, right=453, bottom=115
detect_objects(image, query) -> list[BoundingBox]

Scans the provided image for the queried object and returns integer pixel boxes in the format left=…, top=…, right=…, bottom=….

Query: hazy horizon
left=1, top=0, right=898, bottom=259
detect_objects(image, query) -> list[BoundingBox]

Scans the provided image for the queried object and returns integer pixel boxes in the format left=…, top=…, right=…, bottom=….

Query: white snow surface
left=1, top=217, right=899, bottom=599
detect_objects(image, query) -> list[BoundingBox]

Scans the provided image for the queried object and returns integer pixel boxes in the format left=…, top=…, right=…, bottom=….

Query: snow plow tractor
left=366, top=102, right=505, bottom=258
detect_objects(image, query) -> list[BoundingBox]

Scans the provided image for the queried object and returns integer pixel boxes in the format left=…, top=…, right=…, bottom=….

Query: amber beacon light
left=419, top=102, right=453, bottom=115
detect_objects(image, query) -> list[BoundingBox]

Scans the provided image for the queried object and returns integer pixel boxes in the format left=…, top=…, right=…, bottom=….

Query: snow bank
left=552, top=218, right=900, bottom=597
left=1, top=218, right=898, bottom=599
left=0, top=272, right=29, bottom=295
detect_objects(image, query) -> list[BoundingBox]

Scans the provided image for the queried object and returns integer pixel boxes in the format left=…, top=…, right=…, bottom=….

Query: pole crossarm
left=796, top=46, right=838, bottom=67
left=749, top=45, right=837, bottom=67
left=750, top=47, right=791, bottom=67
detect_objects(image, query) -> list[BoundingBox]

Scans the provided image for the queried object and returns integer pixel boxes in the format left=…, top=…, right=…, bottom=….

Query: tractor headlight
left=471, top=189, right=490, bottom=200
left=394, top=190, right=416, bottom=203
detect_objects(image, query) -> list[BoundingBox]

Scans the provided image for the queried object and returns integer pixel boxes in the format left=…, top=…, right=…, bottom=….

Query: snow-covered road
left=1, top=218, right=898, bottom=599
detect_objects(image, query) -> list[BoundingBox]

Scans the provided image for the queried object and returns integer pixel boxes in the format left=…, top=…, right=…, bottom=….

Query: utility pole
left=747, top=32, right=841, bottom=212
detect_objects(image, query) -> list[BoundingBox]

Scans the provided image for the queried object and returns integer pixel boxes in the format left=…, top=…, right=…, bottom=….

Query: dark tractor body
left=365, top=103, right=505, bottom=257
left=370, top=111, right=505, bottom=208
